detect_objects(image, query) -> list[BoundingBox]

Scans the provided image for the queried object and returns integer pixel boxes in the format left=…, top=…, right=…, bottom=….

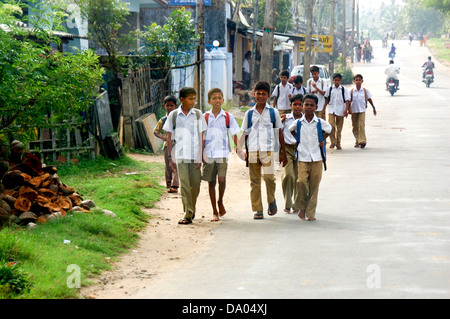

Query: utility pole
left=330, top=0, right=336, bottom=74
left=260, top=0, right=275, bottom=83
left=196, top=0, right=205, bottom=112
left=303, top=0, right=313, bottom=82
left=351, top=0, right=355, bottom=63
left=342, top=0, right=347, bottom=68
left=357, top=0, right=360, bottom=44
left=251, top=0, right=258, bottom=87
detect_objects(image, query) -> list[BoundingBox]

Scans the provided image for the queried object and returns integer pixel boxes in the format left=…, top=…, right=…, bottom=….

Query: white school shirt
left=241, top=104, right=283, bottom=152
left=306, top=78, right=328, bottom=111
left=203, top=109, right=240, bottom=159
left=271, top=82, right=293, bottom=111
left=162, top=106, right=207, bottom=161
left=351, top=87, right=373, bottom=113
left=324, top=85, right=350, bottom=116
left=282, top=113, right=301, bottom=145
left=291, top=86, right=307, bottom=96
left=289, top=115, right=332, bottom=162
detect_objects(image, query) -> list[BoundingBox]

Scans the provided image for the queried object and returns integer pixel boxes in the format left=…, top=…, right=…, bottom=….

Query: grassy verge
left=0, top=154, right=165, bottom=299
left=427, top=37, right=450, bottom=65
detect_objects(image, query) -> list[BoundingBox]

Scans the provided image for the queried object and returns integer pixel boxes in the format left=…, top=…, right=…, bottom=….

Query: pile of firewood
left=0, top=141, right=94, bottom=228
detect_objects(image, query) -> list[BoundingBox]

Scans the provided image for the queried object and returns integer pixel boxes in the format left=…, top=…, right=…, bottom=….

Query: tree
left=422, top=0, right=450, bottom=14
left=0, top=1, right=104, bottom=146
left=397, top=0, right=446, bottom=35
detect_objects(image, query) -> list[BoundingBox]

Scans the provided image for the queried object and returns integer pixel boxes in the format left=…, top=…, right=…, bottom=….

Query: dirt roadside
left=80, top=151, right=249, bottom=299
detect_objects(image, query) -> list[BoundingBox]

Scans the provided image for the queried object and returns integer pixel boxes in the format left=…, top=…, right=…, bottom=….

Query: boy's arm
left=166, top=132, right=176, bottom=173
left=195, top=131, right=204, bottom=170
left=367, top=98, right=377, bottom=115
left=278, top=128, right=287, bottom=167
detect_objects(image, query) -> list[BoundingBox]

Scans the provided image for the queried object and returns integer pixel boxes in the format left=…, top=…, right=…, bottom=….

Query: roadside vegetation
left=0, top=154, right=164, bottom=299
left=427, top=38, right=450, bottom=65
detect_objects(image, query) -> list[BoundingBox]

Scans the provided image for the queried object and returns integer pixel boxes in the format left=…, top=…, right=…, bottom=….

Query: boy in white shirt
left=272, top=70, right=293, bottom=115
left=241, top=81, right=287, bottom=220
left=323, top=73, right=351, bottom=150
left=281, top=94, right=304, bottom=214
left=203, top=88, right=242, bottom=222
left=350, top=74, right=377, bottom=149
left=289, top=94, right=332, bottom=221
left=291, top=75, right=307, bottom=96
left=306, top=66, right=328, bottom=120
left=163, top=87, right=207, bottom=225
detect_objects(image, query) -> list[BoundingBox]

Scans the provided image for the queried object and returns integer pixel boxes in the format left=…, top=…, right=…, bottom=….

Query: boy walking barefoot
left=323, top=73, right=351, bottom=150
left=289, top=94, right=332, bottom=221
left=202, top=88, right=241, bottom=222
left=281, top=94, right=304, bottom=214
left=350, top=74, right=376, bottom=149
left=163, top=87, right=207, bottom=225
left=153, top=95, right=179, bottom=193
left=241, top=81, right=287, bottom=220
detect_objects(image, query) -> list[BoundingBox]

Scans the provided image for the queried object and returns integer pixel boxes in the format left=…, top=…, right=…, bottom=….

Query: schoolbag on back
left=294, top=119, right=327, bottom=171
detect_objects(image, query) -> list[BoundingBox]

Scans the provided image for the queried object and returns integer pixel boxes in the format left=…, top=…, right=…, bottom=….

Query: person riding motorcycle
left=385, top=60, right=400, bottom=90
left=422, top=56, right=435, bottom=81
left=389, top=43, right=396, bottom=59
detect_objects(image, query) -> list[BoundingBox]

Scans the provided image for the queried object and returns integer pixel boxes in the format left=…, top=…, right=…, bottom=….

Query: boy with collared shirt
left=323, top=73, right=351, bottom=150
left=163, top=87, right=207, bottom=225
left=281, top=94, right=304, bottom=214
left=202, top=88, right=241, bottom=222
left=289, top=94, right=332, bottom=221
left=306, top=66, right=328, bottom=120
left=241, top=81, right=287, bottom=220
left=350, top=74, right=376, bottom=149
left=291, top=76, right=307, bottom=96
left=153, top=95, right=179, bottom=193
left=272, top=70, right=293, bottom=115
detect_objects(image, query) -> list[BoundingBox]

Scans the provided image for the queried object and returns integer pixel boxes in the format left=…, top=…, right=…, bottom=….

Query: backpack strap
left=205, top=111, right=230, bottom=128
left=247, top=108, right=275, bottom=129
left=294, top=119, right=327, bottom=170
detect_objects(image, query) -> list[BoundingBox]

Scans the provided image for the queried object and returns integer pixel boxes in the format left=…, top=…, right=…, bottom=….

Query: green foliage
left=334, top=67, right=354, bottom=85
left=0, top=261, right=32, bottom=297
left=0, top=1, right=104, bottom=144
left=397, top=0, right=447, bottom=35
left=256, top=0, right=294, bottom=33
left=422, top=0, right=450, bottom=14
left=138, top=8, right=199, bottom=68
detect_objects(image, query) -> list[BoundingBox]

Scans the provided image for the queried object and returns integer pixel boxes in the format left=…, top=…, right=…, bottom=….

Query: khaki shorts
left=202, top=158, right=228, bottom=182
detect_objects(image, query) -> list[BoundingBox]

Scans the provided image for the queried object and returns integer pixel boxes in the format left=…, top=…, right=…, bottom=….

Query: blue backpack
left=294, top=119, right=327, bottom=171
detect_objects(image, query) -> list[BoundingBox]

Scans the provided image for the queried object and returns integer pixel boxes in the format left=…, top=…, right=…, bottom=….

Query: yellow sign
left=299, top=35, right=333, bottom=53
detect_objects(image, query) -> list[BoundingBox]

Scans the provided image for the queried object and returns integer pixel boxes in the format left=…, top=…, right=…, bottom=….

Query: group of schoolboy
left=154, top=66, right=376, bottom=225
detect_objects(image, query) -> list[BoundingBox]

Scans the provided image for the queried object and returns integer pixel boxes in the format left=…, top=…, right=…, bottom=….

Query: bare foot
left=218, top=201, right=226, bottom=217
left=298, top=210, right=306, bottom=220
left=210, top=214, right=220, bottom=222
left=307, top=217, right=316, bottom=221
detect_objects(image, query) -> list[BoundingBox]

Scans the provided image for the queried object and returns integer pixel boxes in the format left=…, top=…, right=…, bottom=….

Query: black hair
left=179, top=86, right=197, bottom=98
left=280, top=70, right=290, bottom=78
left=290, top=94, right=304, bottom=103
left=163, top=95, right=177, bottom=105
left=293, top=75, right=303, bottom=84
left=303, top=93, right=318, bottom=106
left=310, top=65, right=320, bottom=73
left=208, top=88, right=223, bottom=100
left=254, top=81, right=271, bottom=94
left=332, top=73, right=342, bottom=80
left=353, top=74, right=363, bottom=80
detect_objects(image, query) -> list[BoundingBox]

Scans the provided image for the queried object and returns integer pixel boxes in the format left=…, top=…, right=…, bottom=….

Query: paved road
left=131, top=40, right=450, bottom=299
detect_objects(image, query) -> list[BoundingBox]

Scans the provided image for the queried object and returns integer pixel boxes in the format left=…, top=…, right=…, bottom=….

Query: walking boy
left=272, top=70, right=293, bottom=115
left=203, top=88, right=241, bottom=222
left=291, top=75, right=307, bottom=96
left=281, top=94, right=304, bottom=214
left=323, top=73, right=350, bottom=150
left=306, top=66, right=328, bottom=120
left=241, top=81, right=286, bottom=220
left=153, top=95, right=179, bottom=193
left=350, top=74, right=376, bottom=149
left=163, top=87, right=207, bottom=225
left=289, top=94, right=332, bottom=221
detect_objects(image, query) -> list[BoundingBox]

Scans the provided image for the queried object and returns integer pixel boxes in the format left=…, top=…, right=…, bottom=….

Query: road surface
left=130, top=40, right=450, bottom=299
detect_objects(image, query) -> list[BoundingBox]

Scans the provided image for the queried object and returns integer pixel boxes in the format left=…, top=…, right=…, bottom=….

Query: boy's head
left=332, top=73, right=342, bottom=86
left=207, top=88, right=224, bottom=109
left=280, top=70, right=290, bottom=83
left=353, top=74, right=364, bottom=87
left=253, top=81, right=271, bottom=104
left=163, top=95, right=177, bottom=114
left=303, top=94, right=318, bottom=114
left=293, top=75, right=303, bottom=88
left=179, top=86, right=197, bottom=109
left=290, top=94, right=303, bottom=116
left=310, top=66, right=320, bottom=80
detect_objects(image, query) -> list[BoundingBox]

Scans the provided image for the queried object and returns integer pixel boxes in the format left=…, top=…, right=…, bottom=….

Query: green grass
left=427, top=37, right=450, bottom=64
left=0, top=153, right=165, bottom=299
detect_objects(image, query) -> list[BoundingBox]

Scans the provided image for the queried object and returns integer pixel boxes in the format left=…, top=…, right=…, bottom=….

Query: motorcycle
left=422, top=67, right=434, bottom=88
left=387, top=78, right=398, bottom=96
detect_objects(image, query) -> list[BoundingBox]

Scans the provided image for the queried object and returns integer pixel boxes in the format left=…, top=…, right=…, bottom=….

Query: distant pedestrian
left=242, top=51, right=252, bottom=89
left=272, top=70, right=293, bottom=115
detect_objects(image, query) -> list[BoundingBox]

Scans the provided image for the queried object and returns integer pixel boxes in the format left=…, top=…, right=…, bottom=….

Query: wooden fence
left=119, top=65, right=170, bottom=151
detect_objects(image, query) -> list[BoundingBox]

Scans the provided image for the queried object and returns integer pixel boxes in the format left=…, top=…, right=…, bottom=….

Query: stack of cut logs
left=0, top=141, right=93, bottom=228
